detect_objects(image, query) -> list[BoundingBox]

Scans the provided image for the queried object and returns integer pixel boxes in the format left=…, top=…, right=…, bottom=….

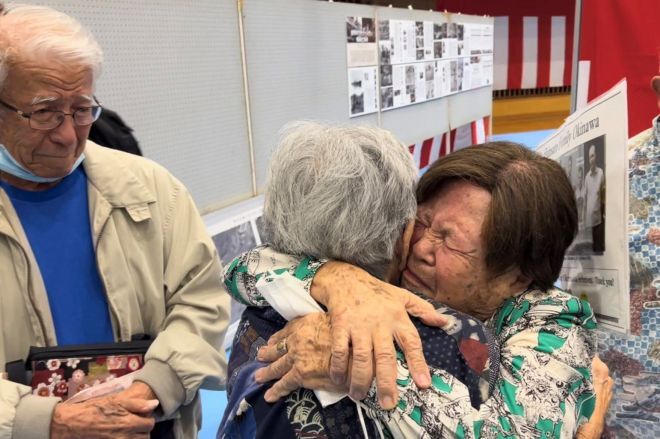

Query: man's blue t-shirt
left=1, top=167, right=114, bottom=345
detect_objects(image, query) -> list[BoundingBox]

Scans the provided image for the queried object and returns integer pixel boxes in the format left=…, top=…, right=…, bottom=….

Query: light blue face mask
left=0, top=143, right=85, bottom=183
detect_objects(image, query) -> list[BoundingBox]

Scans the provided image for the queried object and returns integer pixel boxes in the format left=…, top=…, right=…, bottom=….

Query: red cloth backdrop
left=436, top=0, right=575, bottom=90
left=579, top=0, right=660, bottom=137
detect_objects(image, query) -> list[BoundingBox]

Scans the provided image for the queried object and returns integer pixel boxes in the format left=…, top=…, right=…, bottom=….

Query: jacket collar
left=82, top=141, right=156, bottom=207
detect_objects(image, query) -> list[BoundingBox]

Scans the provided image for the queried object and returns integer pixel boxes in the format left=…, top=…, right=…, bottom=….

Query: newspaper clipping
left=537, top=80, right=630, bottom=332
left=346, top=16, right=377, bottom=67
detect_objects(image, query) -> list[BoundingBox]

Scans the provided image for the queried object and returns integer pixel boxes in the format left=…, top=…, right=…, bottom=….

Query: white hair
left=0, top=3, right=103, bottom=92
left=263, top=121, right=418, bottom=278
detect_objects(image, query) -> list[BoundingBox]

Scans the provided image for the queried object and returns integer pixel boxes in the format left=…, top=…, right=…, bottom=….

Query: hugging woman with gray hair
left=218, top=121, right=500, bottom=438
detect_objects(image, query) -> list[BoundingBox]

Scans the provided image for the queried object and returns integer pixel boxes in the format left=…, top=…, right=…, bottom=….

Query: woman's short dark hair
left=417, top=141, right=577, bottom=290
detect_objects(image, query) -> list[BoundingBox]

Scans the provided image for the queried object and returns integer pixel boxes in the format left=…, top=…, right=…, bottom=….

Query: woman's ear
left=385, top=219, right=415, bottom=285
left=398, top=219, right=415, bottom=271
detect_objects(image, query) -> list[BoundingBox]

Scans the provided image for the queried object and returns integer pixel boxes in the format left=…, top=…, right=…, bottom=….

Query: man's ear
left=398, top=219, right=415, bottom=271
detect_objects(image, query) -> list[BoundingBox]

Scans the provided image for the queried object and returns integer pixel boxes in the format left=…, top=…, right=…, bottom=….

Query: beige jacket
left=0, top=142, right=229, bottom=439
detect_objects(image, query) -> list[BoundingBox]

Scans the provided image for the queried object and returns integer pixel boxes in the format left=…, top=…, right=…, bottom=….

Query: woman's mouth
left=402, top=268, right=432, bottom=292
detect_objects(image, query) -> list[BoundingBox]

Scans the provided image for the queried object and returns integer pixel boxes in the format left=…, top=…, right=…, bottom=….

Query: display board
left=244, top=0, right=493, bottom=189
left=28, top=1, right=492, bottom=213
left=538, top=81, right=630, bottom=332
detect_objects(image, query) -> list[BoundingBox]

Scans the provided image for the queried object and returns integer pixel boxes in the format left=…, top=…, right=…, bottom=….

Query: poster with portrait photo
left=425, top=62, right=435, bottom=99
left=423, top=21, right=434, bottom=60
left=415, top=65, right=426, bottom=103
left=348, top=66, right=378, bottom=117
left=434, top=41, right=443, bottom=59
left=380, top=86, right=394, bottom=109
left=379, top=40, right=392, bottom=65
left=449, top=60, right=458, bottom=93
left=415, top=20, right=424, bottom=60
left=379, top=19, right=390, bottom=41
left=537, top=80, right=629, bottom=332
left=346, top=16, right=377, bottom=67
left=380, top=64, right=393, bottom=87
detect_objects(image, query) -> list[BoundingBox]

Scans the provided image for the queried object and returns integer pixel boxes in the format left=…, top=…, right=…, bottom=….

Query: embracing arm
left=357, top=290, right=599, bottom=438
left=225, top=246, right=445, bottom=407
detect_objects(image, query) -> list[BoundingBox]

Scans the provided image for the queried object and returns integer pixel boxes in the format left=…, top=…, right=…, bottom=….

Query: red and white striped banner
left=408, top=116, right=490, bottom=171
left=409, top=133, right=448, bottom=171
left=493, top=15, right=572, bottom=90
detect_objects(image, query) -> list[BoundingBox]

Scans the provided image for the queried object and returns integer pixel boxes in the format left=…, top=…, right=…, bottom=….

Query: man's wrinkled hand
left=310, top=261, right=446, bottom=409
left=117, top=380, right=158, bottom=401
left=255, top=313, right=346, bottom=402
left=50, top=392, right=158, bottom=439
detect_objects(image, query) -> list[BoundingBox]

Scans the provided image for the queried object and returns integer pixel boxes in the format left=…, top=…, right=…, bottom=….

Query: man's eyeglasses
left=0, top=96, right=103, bottom=130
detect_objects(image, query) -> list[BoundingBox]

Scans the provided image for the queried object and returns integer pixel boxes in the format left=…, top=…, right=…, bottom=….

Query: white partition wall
left=242, top=0, right=379, bottom=189
left=28, top=1, right=492, bottom=213
left=31, top=0, right=252, bottom=213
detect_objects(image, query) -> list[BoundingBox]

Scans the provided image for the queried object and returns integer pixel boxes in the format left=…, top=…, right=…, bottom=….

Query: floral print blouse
left=224, top=245, right=598, bottom=438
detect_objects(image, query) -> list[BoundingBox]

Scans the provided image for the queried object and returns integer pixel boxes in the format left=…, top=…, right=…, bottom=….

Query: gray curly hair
left=263, top=121, right=418, bottom=278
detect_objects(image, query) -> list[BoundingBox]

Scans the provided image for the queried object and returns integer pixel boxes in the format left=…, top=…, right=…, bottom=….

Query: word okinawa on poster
left=537, top=80, right=630, bottom=332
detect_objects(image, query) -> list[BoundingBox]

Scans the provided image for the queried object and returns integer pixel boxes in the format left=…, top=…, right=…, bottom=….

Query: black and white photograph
left=416, top=35, right=423, bottom=49
left=425, top=62, right=434, bottom=81
left=346, top=16, right=378, bottom=67
left=561, top=147, right=588, bottom=254
left=380, top=86, right=393, bottom=109
left=254, top=215, right=266, bottom=242
left=346, top=16, right=375, bottom=43
left=456, top=59, right=464, bottom=91
left=434, top=41, right=443, bottom=59
left=406, top=84, right=416, bottom=103
left=415, top=21, right=423, bottom=37
left=212, top=222, right=257, bottom=267
left=426, top=79, right=435, bottom=100
left=380, top=64, right=393, bottom=87
left=560, top=136, right=606, bottom=257
left=447, top=22, right=457, bottom=39
left=348, top=66, right=378, bottom=117
left=433, top=23, right=444, bottom=40
left=405, top=64, right=415, bottom=85
left=450, top=60, right=458, bottom=92
left=379, top=41, right=392, bottom=65
left=457, top=24, right=464, bottom=41
left=378, top=19, right=390, bottom=40
left=416, top=48, right=424, bottom=60
left=583, top=135, right=606, bottom=254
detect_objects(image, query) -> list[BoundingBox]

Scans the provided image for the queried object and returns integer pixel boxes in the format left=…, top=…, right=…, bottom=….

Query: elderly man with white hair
left=0, top=3, right=228, bottom=438
left=218, top=121, right=500, bottom=438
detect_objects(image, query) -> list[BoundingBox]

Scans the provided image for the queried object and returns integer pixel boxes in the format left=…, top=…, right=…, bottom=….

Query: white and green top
left=225, top=245, right=598, bottom=438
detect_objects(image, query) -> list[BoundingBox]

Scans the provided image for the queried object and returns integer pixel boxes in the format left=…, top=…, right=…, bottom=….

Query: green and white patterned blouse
left=225, top=246, right=598, bottom=438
